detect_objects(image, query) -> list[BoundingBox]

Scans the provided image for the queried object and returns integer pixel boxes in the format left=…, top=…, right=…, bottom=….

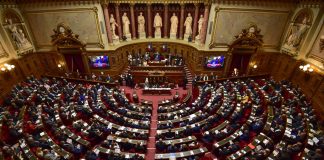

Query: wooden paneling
left=0, top=52, right=62, bottom=98
left=269, top=53, right=324, bottom=120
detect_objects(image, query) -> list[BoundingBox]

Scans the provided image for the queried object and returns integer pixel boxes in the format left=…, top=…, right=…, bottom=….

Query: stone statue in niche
left=184, top=13, right=193, bottom=41
left=170, top=13, right=178, bottom=39
left=282, top=12, right=311, bottom=55
left=122, top=12, right=132, bottom=41
left=320, top=35, right=324, bottom=52
left=109, top=14, right=119, bottom=43
left=0, top=42, right=8, bottom=58
left=154, top=13, right=162, bottom=38
left=195, top=15, right=204, bottom=42
left=286, top=17, right=309, bottom=47
left=7, top=19, right=32, bottom=50
left=138, top=12, right=146, bottom=39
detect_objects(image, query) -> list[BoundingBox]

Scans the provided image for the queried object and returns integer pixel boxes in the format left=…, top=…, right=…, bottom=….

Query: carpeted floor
left=120, top=86, right=189, bottom=160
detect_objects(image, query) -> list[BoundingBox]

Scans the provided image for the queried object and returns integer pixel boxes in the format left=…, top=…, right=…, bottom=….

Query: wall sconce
left=58, top=64, right=62, bottom=68
left=253, top=65, right=258, bottom=69
left=1, top=63, right=15, bottom=72
left=299, top=64, right=314, bottom=73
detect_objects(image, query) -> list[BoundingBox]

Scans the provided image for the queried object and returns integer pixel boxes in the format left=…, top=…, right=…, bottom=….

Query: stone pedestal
left=139, top=32, right=146, bottom=39
left=195, top=35, right=201, bottom=45
left=170, top=33, right=177, bottom=39
left=124, top=33, right=132, bottom=41
left=155, top=32, right=161, bottom=39
left=183, top=34, right=190, bottom=41
left=281, top=44, right=297, bottom=55
left=112, top=36, right=120, bottom=44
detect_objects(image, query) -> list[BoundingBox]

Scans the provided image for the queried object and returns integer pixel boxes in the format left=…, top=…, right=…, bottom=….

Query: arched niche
left=225, top=25, right=263, bottom=76
left=51, top=23, right=90, bottom=74
left=281, top=8, right=313, bottom=56
left=1, top=9, right=33, bottom=56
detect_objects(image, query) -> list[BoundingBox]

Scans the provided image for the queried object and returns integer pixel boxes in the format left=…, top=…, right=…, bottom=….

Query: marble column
left=192, top=3, right=199, bottom=42
left=147, top=3, right=152, bottom=38
left=114, top=3, right=122, bottom=39
left=179, top=4, right=185, bottom=39
left=200, top=4, right=210, bottom=44
left=102, top=3, right=113, bottom=43
left=163, top=3, right=169, bottom=38
left=130, top=3, right=136, bottom=39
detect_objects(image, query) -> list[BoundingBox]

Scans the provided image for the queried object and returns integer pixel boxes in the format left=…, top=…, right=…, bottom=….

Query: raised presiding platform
left=142, top=87, right=172, bottom=95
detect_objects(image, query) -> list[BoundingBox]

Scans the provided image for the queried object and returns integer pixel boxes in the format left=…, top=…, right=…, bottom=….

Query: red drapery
left=63, top=54, right=85, bottom=73
left=229, top=54, right=251, bottom=76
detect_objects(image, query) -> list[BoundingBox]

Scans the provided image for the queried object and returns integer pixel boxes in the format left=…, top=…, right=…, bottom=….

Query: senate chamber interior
left=0, top=0, right=323, bottom=160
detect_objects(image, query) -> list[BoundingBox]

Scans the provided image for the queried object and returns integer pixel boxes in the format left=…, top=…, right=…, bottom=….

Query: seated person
left=132, top=91, right=139, bottom=103
left=173, top=91, right=179, bottom=102
left=156, top=139, right=167, bottom=151
left=231, top=68, right=239, bottom=77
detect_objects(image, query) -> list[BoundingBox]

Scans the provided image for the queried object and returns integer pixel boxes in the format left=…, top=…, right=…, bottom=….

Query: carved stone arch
left=292, top=8, right=313, bottom=25
left=51, top=23, right=89, bottom=74
left=1, top=9, right=23, bottom=24
left=229, top=24, right=263, bottom=50
left=281, top=8, right=313, bottom=56
left=225, top=25, right=264, bottom=77
left=51, top=22, right=86, bottom=52
left=1, top=8, right=34, bottom=56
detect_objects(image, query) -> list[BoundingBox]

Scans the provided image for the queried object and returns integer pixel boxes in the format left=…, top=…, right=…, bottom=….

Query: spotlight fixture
left=299, top=64, right=313, bottom=73
left=1, top=63, right=15, bottom=72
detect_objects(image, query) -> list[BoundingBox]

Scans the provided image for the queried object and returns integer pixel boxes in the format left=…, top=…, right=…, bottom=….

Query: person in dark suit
left=156, top=139, right=166, bottom=151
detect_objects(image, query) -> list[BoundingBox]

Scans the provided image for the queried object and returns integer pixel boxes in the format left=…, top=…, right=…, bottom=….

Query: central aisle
left=146, top=99, right=158, bottom=160
left=120, top=86, right=188, bottom=160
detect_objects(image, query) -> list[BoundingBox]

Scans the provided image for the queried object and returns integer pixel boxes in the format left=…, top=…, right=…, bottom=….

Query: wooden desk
left=141, top=100, right=153, bottom=106
left=46, top=75, right=116, bottom=87
left=38, top=105, right=73, bottom=159
left=94, top=146, right=145, bottom=159
left=40, top=131, right=73, bottom=159
left=60, top=125, right=90, bottom=147
left=19, top=139, right=37, bottom=160
left=196, top=74, right=270, bottom=85
left=143, top=88, right=172, bottom=95
left=130, top=66, right=183, bottom=71
left=147, top=61, right=166, bottom=66
left=158, top=99, right=173, bottom=106
left=94, top=114, right=149, bottom=134
left=162, top=136, right=196, bottom=145
left=107, top=135, right=147, bottom=145
left=155, top=147, right=208, bottom=159
left=227, top=133, right=268, bottom=160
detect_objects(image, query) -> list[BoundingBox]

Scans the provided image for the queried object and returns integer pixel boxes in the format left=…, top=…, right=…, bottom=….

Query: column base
left=170, top=33, right=177, bottom=39
left=139, top=32, right=147, bottom=39
left=195, top=35, right=201, bottom=45
left=184, top=34, right=191, bottom=42
left=124, top=33, right=132, bottom=41
left=154, top=32, right=161, bottom=39
left=112, top=36, right=120, bottom=45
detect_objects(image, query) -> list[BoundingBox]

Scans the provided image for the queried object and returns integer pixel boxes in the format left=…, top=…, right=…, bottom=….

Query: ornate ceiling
left=2, top=0, right=322, bottom=5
